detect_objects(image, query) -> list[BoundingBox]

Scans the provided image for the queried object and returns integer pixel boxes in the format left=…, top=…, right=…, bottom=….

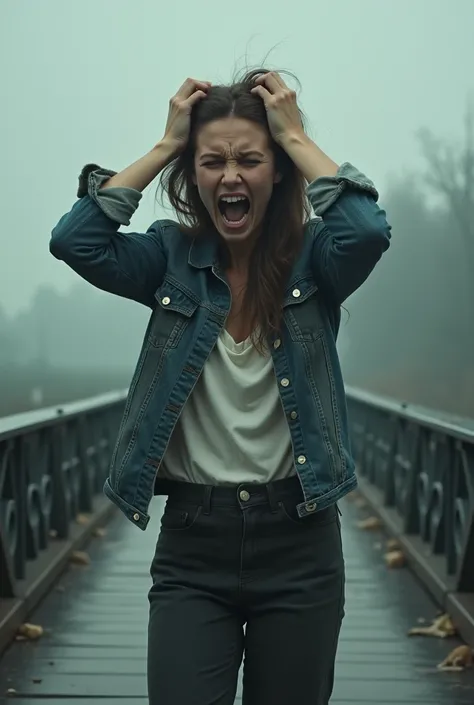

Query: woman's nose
left=222, top=161, right=242, bottom=182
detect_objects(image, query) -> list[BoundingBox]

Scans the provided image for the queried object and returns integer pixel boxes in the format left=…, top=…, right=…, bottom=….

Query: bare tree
left=417, top=99, right=474, bottom=278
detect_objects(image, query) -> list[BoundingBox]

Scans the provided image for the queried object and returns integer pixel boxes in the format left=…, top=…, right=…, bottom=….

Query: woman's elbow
left=49, top=216, right=72, bottom=261
left=365, top=207, right=392, bottom=255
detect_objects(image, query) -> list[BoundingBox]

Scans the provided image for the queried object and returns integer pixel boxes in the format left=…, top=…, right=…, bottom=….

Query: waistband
left=154, top=474, right=304, bottom=512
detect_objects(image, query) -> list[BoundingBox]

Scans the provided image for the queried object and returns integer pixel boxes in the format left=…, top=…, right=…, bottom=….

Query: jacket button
left=290, top=411, right=298, bottom=420
left=273, top=338, right=281, bottom=349
left=280, top=378, right=290, bottom=387
left=292, top=288, right=301, bottom=298
left=162, top=296, right=170, bottom=305
left=133, top=513, right=140, bottom=521
left=297, top=455, right=306, bottom=464
left=239, top=490, right=250, bottom=501
left=305, top=502, right=317, bottom=513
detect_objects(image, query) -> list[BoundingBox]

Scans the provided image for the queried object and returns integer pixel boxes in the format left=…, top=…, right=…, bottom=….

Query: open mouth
left=217, top=195, right=251, bottom=228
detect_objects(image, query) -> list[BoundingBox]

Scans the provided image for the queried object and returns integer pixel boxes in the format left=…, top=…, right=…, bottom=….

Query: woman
left=50, top=69, right=391, bottom=705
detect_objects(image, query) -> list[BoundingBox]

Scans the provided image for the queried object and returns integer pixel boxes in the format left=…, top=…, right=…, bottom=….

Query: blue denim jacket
left=50, top=162, right=391, bottom=530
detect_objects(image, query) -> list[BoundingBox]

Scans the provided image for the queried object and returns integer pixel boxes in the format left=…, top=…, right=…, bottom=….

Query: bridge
left=1, top=388, right=474, bottom=703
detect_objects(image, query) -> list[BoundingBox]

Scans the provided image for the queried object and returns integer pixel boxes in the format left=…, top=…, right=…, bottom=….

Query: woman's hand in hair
left=162, top=78, right=211, bottom=155
left=250, top=72, right=304, bottom=146
left=251, top=72, right=338, bottom=183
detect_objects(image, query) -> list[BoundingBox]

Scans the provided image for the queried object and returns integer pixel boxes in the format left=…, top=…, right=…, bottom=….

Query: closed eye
left=201, top=161, right=224, bottom=168
left=201, top=159, right=261, bottom=168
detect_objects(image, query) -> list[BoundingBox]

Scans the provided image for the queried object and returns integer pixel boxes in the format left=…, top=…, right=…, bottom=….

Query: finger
left=250, top=84, right=272, bottom=106
left=254, top=71, right=287, bottom=94
left=177, top=78, right=211, bottom=99
left=184, top=90, right=208, bottom=109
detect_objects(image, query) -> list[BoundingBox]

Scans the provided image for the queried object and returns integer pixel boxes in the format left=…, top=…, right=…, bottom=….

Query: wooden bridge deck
left=1, top=495, right=474, bottom=704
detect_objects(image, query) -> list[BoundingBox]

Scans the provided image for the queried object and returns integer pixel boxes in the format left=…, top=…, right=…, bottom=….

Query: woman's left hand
left=251, top=72, right=304, bottom=146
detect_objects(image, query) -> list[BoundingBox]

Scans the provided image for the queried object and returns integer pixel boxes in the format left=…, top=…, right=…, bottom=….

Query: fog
left=1, top=0, right=473, bottom=417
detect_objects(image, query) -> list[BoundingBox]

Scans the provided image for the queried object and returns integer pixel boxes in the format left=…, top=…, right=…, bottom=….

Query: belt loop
left=202, top=486, right=212, bottom=515
left=266, top=482, right=279, bottom=514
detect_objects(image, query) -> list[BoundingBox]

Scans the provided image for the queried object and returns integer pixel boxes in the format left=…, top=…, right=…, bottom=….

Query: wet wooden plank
left=4, top=673, right=474, bottom=703
left=1, top=495, right=473, bottom=704
left=3, top=657, right=433, bottom=676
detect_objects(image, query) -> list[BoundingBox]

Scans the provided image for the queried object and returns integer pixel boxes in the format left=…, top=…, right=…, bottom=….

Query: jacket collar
left=188, top=233, right=220, bottom=269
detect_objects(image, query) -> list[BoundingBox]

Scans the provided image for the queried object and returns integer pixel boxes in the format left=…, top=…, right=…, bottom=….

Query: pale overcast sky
left=1, top=0, right=473, bottom=315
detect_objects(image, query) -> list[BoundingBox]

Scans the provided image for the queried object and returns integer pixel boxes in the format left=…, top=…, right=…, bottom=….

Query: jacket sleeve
left=50, top=165, right=166, bottom=308
left=307, top=163, right=391, bottom=304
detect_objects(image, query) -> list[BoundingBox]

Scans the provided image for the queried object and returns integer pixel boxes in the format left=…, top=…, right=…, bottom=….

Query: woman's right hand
left=161, top=78, right=211, bottom=156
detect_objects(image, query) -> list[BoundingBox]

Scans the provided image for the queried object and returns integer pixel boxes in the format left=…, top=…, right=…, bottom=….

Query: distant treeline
left=340, top=177, right=474, bottom=417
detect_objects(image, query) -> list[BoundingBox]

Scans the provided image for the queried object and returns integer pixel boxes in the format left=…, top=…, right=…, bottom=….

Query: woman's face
left=193, top=117, right=281, bottom=244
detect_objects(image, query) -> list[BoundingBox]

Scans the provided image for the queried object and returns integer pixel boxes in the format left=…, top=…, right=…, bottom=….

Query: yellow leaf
left=408, top=613, right=456, bottom=638
left=93, top=527, right=107, bottom=538
left=17, top=623, right=43, bottom=640
left=76, top=514, right=90, bottom=525
left=437, top=645, right=473, bottom=671
left=385, top=549, right=406, bottom=569
left=386, top=538, right=400, bottom=551
left=70, top=550, right=90, bottom=566
left=357, top=516, right=382, bottom=530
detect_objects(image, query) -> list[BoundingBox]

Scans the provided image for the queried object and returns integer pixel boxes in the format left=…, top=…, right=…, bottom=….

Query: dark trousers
left=148, top=475, right=345, bottom=705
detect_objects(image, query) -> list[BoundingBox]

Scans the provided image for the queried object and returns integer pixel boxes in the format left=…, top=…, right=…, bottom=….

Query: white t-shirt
left=160, top=327, right=295, bottom=484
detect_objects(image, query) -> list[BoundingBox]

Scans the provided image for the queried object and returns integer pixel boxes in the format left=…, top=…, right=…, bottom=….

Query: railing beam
left=346, top=386, right=474, bottom=646
left=0, top=390, right=128, bottom=655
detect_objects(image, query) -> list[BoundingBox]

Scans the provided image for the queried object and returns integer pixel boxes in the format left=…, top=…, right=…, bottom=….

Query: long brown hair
left=159, top=68, right=310, bottom=352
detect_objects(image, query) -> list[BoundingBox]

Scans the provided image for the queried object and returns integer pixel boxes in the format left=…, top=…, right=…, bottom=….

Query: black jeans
left=148, top=475, right=345, bottom=705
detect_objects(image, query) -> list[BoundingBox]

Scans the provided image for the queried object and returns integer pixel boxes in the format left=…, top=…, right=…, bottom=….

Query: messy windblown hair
left=159, top=68, right=310, bottom=351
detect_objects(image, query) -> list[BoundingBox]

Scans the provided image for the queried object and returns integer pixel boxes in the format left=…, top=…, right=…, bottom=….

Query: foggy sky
left=1, top=0, right=473, bottom=316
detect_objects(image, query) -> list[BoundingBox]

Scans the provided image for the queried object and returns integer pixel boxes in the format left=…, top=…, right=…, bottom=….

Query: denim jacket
left=50, top=162, right=391, bottom=530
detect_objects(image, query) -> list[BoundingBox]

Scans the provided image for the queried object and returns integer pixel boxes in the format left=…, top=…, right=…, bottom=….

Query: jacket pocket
left=150, top=277, right=200, bottom=349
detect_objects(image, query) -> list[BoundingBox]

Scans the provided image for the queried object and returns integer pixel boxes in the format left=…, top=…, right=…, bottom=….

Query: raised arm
left=50, top=78, right=212, bottom=307
left=251, top=72, right=391, bottom=304
left=278, top=128, right=390, bottom=304
left=304, top=162, right=391, bottom=304
left=50, top=144, right=177, bottom=307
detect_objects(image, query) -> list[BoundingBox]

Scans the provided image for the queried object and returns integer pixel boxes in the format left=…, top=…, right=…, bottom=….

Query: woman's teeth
left=218, top=195, right=250, bottom=227
left=220, top=195, right=247, bottom=204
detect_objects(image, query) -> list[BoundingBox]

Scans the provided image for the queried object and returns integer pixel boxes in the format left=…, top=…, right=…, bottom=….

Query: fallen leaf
left=386, top=538, right=400, bottom=551
left=437, top=645, right=473, bottom=671
left=70, top=550, right=90, bottom=566
left=357, top=516, right=382, bottom=530
left=408, top=613, right=456, bottom=638
left=385, top=549, right=406, bottom=568
left=6, top=687, right=17, bottom=696
left=76, top=513, right=90, bottom=525
left=17, top=623, right=44, bottom=640
left=93, top=527, right=107, bottom=538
